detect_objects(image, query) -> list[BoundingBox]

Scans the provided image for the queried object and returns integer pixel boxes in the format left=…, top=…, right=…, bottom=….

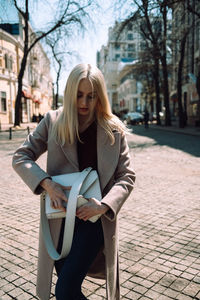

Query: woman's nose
left=80, top=95, right=87, bottom=105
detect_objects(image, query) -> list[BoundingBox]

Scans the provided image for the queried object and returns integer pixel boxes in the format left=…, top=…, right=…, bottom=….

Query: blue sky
left=0, top=0, right=132, bottom=94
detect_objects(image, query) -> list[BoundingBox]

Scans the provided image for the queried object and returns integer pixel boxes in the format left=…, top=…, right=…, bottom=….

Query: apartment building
left=171, top=0, right=200, bottom=125
left=97, top=21, right=144, bottom=115
left=0, top=12, right=53, bottom=125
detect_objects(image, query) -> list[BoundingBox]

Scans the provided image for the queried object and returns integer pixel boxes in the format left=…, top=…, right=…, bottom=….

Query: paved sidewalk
left=149, top=123, right=200, bottom=137
left=0, top=126, right=200, bottom=299
left=1, top=120, right=200, bottom=137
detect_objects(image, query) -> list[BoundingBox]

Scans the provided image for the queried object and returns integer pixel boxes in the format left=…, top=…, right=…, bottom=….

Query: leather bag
left=40, top=167, right=102, bottom=260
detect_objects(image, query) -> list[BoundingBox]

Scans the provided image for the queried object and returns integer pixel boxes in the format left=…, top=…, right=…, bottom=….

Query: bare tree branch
left=12, top=0, right=93, bottom=126
left=13, top=0, right=25, bottom=17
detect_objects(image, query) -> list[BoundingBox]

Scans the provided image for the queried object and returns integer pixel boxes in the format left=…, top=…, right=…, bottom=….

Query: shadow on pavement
left=129, top=125, right=200, bottom=157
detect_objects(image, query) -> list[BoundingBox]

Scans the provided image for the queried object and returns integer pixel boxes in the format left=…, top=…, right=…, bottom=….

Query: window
left=128, top=44, right=135, bottom=51
left=128, top=53, right=134, bottom=58
left=114, top=43, right=120, bottom=50
left=140, top=42, right=146, bottom=50
left=0, top=50, right=2, bottom=67
left=0, top=92, right=7, bottom=112
left=4, top=54, right=13, bottom=70
left=115, top=54, right=120, bottom=61
left=195, top=21, right=200, bottom=52
left=4, top=54, right=9, bottom=69
left=9, top=56, right=13, bottom=71
left=127, top=33, right=133, bottom=40
left=127, top=24, right=133, bottom=31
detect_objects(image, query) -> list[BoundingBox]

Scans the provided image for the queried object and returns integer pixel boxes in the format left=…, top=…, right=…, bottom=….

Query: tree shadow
left=129, top=125, right=200, bottom=157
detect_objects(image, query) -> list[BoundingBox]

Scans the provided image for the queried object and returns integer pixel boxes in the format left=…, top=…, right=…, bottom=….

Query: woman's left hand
left=76, top=198, right=109, bottom=221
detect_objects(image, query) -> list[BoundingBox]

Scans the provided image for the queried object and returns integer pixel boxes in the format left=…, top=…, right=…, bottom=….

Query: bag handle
left=41, top=167, right=94, bottom=260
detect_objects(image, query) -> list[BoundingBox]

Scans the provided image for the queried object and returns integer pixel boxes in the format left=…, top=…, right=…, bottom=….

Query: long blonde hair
left=52, top=63, right=126, bottom=145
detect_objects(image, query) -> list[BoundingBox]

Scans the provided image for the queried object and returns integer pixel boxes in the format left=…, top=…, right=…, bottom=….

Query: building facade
left=171, top=0, right=200, bottom=125
left=97, top=21, right=144, bottom=115
left=0, top=13, right=53, bottom=125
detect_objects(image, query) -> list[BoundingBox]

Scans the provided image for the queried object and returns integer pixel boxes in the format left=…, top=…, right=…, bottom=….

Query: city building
left=0, top=11, right=53, bottom=125
left=97, top=21, right=144, bottom=115
left=117, top=61, right=143, bottom=114
left=171, top=0, right=200, bottom=126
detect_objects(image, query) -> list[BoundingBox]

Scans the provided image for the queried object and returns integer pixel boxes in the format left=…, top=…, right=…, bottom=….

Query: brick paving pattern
left=0, top=125, right=200, bottom=299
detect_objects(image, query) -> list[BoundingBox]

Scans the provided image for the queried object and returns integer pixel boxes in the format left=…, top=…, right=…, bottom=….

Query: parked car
left=124, top=112, right=144, bottom=125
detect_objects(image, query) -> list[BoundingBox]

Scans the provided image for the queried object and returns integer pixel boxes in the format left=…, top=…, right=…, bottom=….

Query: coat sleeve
left=12, top=112, right=52, bottom=195
left=101, top=133, right=135, bottom=221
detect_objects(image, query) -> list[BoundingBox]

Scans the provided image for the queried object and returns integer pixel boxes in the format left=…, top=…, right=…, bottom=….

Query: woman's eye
left=77, top=94, right=82, bottom=99
left=88, top=94, right=96, bottom=100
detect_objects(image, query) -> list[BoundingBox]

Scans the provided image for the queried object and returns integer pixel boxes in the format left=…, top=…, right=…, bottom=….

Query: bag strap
left=40, top=167, right=95, bottom=260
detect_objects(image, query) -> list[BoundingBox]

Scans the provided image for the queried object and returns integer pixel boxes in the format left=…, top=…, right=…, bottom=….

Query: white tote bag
left=40, top=167, right=102, bottom=261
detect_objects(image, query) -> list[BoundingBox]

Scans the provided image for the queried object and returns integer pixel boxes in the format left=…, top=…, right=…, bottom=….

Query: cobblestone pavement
left=0, top=125, right=200, bottom=300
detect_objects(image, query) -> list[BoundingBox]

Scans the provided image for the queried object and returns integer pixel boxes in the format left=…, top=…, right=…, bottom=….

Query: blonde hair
left=52, top=63, right=127, bottom=145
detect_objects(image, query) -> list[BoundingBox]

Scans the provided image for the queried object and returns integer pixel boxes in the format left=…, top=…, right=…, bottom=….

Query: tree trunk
left=195, top=71, right=200, bottom=123
left=160, top=4, right=171, bottom=126
left=177, top=34, right=187, bottom=128
left=14, top=0, right=29, bottom=127
left=153, top=57, right=161, bottom=125
left=14, top=53, right=28, bottom=126
left=55, top=62, right=61, bottom=109
left=161, top=59, right=171, bottom=126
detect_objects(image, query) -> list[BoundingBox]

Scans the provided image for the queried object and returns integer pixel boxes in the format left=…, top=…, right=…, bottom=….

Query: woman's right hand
left=40, top=178, right=71, bottom=211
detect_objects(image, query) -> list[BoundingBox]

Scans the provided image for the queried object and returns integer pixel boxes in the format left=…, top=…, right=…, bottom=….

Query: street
left=0, top=125, right=200, bottom=300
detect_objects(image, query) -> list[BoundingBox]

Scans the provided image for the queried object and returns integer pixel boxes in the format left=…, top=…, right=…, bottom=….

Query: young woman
left=12, top=63, right=135, bottom=300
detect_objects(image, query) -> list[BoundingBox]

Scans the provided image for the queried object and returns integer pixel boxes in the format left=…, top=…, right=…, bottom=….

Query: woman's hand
left=76, top=197, right=109, bottom=221
left=40, top=178, right=71, bottom=211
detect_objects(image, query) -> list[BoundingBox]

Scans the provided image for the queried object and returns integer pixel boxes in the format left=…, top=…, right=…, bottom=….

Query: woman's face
left=77, top=78, right=98, bottom=120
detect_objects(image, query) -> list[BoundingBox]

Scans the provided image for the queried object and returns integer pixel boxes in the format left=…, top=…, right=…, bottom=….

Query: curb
left=149, top=124, right=200, bottom=137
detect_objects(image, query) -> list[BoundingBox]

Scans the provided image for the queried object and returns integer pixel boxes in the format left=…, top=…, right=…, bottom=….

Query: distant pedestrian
left=144, top=109, right=149, bottom=129
left=12, top=63, right=135, bottom=300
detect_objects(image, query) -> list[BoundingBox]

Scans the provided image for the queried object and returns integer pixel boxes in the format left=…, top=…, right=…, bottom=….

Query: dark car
left=124, top=112, right=144, bottom=125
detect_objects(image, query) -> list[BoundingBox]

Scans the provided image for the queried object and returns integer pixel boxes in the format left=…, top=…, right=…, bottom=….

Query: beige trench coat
left=12, top=110, right=135, bottom=300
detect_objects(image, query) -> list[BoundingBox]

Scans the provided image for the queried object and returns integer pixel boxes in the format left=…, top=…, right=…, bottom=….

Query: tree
left=116, top=0, right=172, bottom=126
left=12, top=0, right=92, bottom=126
left=169, top=0, right=199, bottom=127
left=176, top=32, right=188, bottom=127
left=138, top=19, right=162, bottom=125
left=170, top=0, right=200, bottom=125
left=184, top=0, right=200, bottom=123
left=196, top=70, right=200, bottom=125
left=135, top=0, right=172, bottom=126
left=130, top=47, right=162, bottom=125
left=45, top=35, right=76, bottom=110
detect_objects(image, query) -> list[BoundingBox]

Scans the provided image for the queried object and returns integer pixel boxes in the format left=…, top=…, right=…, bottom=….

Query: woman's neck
left=78, top=115, right=95, bottom=133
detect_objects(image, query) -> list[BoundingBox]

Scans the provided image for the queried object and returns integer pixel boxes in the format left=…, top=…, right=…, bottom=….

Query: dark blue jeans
left=55, top=217, right=104, bottom=300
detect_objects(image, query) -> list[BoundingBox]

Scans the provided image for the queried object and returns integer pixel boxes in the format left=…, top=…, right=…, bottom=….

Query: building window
left=128, top=44, right=135, bottom=51
left=0, top=91, right=7, bottom=112
left=4, top=54, right=13, bottom=70
left=115, top=54, right=120, bottom=61
left=4, top=54, right=9, bottom=69
left=127, top=33, right=133, bottom=40
left=9, top=56, right=13, bottom=71
left=128, top=52, right=134, bottom=58
left=127, top=23, right=133, bottom=31
left=195, top=21, right=200, bottom=52
left=140, top=42, right=146, bottom=50
left=114, top=43, right=120, bottom=50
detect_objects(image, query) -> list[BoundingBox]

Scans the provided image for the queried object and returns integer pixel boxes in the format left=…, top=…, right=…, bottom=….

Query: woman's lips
left=79, top=108, right=88, bottom=111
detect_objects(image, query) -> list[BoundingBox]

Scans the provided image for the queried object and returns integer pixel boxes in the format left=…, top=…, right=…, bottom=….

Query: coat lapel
left=61, top=141, right=79, bottom=171
left=97, top=124, right=120, bottom=191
